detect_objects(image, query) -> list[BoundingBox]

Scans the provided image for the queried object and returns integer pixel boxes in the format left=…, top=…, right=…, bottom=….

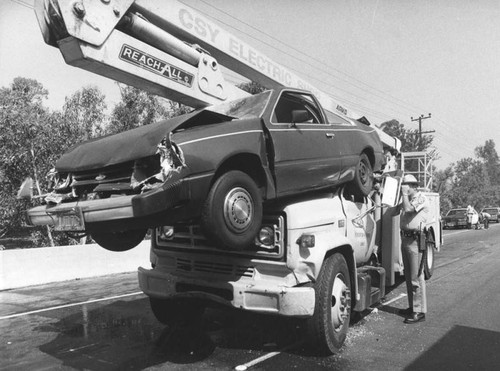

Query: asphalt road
left=1, top=224, right=499, bottom=370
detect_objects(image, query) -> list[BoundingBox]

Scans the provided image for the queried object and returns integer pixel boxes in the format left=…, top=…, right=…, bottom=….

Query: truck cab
left=138, top=186, right=385, bottom=354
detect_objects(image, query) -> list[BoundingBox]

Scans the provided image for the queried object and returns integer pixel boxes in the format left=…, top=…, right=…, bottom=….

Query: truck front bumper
left=137, top=266, right=316, bottom=317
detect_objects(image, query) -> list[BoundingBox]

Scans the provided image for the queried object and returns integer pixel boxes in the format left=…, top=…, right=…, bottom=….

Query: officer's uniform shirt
left=400, top=191, right=429, bottom=231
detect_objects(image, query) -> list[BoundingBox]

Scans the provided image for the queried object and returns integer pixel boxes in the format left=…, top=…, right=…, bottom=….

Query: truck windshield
left=207, top=90, right=272, bottom=119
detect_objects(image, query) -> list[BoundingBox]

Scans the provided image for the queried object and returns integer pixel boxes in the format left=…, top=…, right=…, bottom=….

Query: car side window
left=324, top=109, right=353, bottom=125
left=272, top=91, right=324, bottom=124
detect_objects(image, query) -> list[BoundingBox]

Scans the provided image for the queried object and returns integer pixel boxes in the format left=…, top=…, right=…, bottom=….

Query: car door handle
left=325, top=132, right=335, bottom=139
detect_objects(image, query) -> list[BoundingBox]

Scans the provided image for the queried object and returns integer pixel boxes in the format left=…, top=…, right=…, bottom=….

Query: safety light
left=297, top=234, right=315, bottom=249
left=257, top=226, right=275, bottom=248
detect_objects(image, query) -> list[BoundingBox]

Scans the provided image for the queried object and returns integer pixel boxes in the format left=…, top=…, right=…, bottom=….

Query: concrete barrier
left=0, top=241, right=151, bottom=291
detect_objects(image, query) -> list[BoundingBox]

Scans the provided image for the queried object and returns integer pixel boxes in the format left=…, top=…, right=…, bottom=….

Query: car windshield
left=207, top=90, right=272, bottom=119
left=447, top=209, right=466, bottom=216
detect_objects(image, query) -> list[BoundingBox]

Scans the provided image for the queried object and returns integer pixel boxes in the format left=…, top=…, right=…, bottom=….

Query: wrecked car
left=24, top=88, right=385, bottom=251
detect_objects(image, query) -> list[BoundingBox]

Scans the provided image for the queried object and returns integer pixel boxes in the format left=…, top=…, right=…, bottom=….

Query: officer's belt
left=401, top=229, right=420, bottom=238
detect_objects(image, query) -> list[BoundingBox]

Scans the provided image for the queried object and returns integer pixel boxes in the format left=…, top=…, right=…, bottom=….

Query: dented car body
left=26, top=88, right=385, bottom=250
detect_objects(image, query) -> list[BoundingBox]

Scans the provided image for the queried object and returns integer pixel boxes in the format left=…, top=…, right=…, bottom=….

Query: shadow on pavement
left=36, top=297, right=305, bottom=370
left=405, top=325, right=500, bottom=370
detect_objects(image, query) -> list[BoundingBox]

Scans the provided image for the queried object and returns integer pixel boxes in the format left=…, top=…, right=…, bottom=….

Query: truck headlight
left=257, top=226, right=274, bottom=246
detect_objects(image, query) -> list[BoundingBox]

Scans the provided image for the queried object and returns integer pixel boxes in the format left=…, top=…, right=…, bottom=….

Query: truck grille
left=154, top=214, right=285, bottom=260
left=175, top=257, right=255, bottom=278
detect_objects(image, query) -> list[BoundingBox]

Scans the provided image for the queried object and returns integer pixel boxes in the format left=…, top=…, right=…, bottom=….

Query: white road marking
left=234, top=342, right=302, bottom=370
left=379, top=293, right=407, bottom=307
left=0, top=291, right=144, bottom=320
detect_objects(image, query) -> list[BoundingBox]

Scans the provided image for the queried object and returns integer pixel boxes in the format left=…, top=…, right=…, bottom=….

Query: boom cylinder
left=119, top=12, right=201, bottom=67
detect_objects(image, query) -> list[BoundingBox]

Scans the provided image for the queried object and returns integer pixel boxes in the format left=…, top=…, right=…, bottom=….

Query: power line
left=10, top=0, right=33, bottom=9
left=193, top=0, right=432, bottom=115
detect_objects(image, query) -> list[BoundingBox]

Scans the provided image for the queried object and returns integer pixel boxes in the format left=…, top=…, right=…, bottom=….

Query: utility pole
left=411, top=113, right=434, bottom=142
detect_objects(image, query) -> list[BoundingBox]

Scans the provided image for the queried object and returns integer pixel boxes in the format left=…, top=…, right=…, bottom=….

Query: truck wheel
left=91, top=229, right=146, bottom=251
left=149, top=298, right=205, bottom=326
left=352, top=153, right=373, bottom=197
left=306, top=253, right=351, bottom=355
left=201, top=170, right=262, bottom=251
left=424, top=233, right=435, bottom=280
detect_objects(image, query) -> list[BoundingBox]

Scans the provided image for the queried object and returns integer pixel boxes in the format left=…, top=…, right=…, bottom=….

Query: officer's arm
left=401, top=185, right=415, bottom=213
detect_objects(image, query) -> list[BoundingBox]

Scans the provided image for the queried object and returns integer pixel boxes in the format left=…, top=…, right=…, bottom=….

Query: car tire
left=91, top=229, right=147, bottom=252
left=352, top=153, right=373, bottom=197
left=424, top=232, right=435, bottom=280
left=149, top=298, right=205, bottom=326
left=306, top=253, right=351, bottom=355
left=201, top=170, right=263, bottom=251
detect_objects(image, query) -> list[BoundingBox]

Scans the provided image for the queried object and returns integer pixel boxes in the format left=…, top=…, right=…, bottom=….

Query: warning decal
left=119, top=44, right=194, bottom=87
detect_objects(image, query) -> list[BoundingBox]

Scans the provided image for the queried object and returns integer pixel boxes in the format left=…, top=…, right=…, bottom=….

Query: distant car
left=443, top=208, right=479, bottom=229
left=480, top=207, right=500, bottom=223
left=25, top=88, right=385, bottom=251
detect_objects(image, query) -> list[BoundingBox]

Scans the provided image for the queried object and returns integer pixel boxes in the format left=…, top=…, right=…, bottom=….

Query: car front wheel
left=91, top=229, right=147, bottom=251
left=352, top=153, right=373, bottom=197
left=201, top=170, right=263, bottom=251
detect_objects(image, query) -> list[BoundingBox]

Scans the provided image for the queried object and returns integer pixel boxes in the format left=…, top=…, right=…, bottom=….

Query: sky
left=2, top=0, right=500, bottom=170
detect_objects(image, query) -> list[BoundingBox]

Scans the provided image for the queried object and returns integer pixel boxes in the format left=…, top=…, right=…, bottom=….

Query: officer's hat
left=401, top=174, right=419, bottom=185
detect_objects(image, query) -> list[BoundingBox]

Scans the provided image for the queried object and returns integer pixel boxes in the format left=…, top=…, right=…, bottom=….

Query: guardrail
left=0, top=241, right=150, bottom=290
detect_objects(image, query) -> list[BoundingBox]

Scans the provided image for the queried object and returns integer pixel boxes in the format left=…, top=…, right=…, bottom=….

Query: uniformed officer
left=398, top=174, right=429, bottom=324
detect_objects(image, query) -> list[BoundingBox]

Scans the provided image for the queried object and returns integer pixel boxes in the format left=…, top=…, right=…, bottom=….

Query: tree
left=475, top=139, right=500, bottom=185
left=379, top=119, right=433, bottom=152
left=106, top=85, right=172, bottom=134
left=0, top=77, right=56, bottom=244
left=237, top=81, right=266, bottom=95
left=62, top=86, right=107, bottom=141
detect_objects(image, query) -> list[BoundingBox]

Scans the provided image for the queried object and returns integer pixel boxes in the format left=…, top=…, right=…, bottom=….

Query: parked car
left=480, top=207, right=500, bottom=223
left=443, top=208, right=479, bottom=229
left=24, top=88, right=385, bottom=251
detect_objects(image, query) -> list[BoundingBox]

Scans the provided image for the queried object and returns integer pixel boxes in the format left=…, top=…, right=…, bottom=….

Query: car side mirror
left=291, top=109, right=310, bottom=124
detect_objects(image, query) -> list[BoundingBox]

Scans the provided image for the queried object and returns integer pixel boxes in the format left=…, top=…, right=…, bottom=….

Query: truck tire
left=424, top=233, right=435, bottom=280
left=149, top=298, right=205, bottom=326
left=306, top=253, right=351, bottom=355
left=352, top=153, right=373, bottom=197
left=91, top=229, right=146, bottom=252
left=201, top=170, right=263, bottom=251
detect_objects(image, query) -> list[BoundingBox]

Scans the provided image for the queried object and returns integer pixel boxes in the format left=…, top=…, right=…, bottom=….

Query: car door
left=267, top=90, right=342, bottom=196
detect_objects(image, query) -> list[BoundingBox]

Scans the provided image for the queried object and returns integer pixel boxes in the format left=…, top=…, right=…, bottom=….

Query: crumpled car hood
left=56, top=109, right=234, bottom=172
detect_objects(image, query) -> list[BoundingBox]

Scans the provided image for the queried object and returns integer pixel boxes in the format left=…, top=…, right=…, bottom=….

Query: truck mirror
left=381, top=176, right=401, bottom=207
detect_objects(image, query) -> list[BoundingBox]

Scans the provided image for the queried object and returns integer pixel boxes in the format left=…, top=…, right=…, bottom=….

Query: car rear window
left=447, top=209, right=466, bottom=216
left=483, top=208, right=499, bottom=214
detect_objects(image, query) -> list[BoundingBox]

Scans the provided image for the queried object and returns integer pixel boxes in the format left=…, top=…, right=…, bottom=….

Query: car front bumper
left=25, top=180, right=190, bottom=230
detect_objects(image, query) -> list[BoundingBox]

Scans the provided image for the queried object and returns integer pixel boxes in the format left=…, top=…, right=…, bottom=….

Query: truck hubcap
left=331, top=273, right=350, bottom=331
left=224, top=187, right=253, bottom=232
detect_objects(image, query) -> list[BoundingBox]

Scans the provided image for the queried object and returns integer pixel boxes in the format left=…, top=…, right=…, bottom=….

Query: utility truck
left=22, top=0, right=441, bottom=354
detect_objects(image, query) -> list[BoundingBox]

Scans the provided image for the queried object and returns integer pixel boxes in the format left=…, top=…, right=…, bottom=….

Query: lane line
left=379, top=293, right=407, bottom=307
left=0, top=291, right=144, bottom=320
left=234, top=342, right=303, bottom=370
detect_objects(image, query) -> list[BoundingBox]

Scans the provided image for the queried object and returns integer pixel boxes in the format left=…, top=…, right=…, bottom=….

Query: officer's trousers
left=401, top=235, right=427, bottom=313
